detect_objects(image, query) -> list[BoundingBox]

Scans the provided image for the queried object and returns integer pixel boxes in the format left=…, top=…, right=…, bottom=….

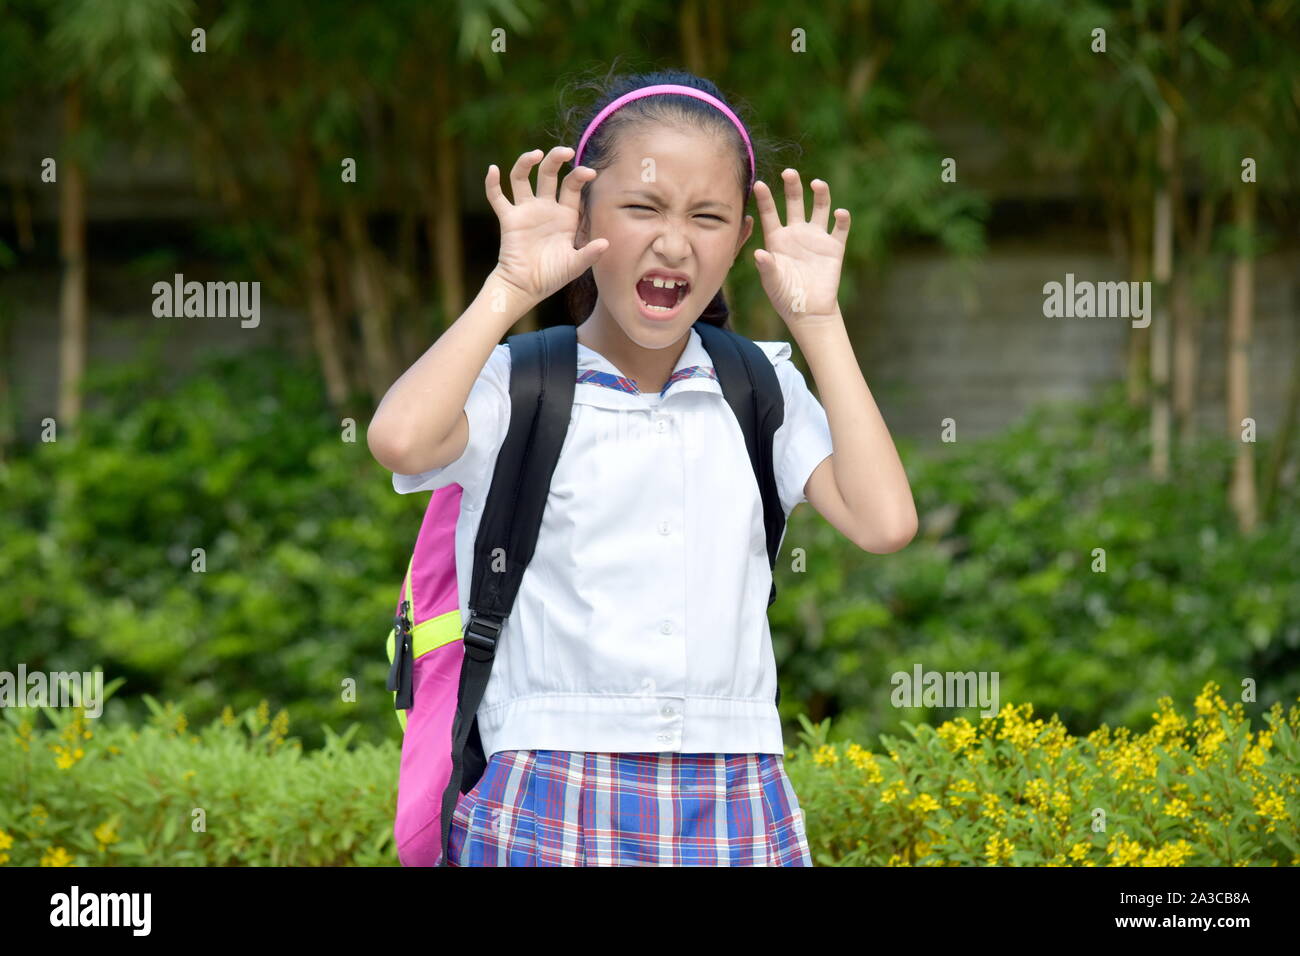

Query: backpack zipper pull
left=388, top=599, right=415, bottom=711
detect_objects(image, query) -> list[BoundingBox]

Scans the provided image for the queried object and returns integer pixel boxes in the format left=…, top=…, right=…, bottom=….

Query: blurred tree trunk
left=1150, top=106, right=1175, bottom=480
left=57, top=79, right=87, bottom=433
left=1125, top=182, right=1152, bottom=406
left=680, top=0, right=706, bottom=74
left=11, top=180, right=35, bottom=251
left=415, top=54, right=465, bottom=334
left=341, top=202, right=399, bottom=403
left=1172, top=192, right=1215, bottom=441
left=395, top=206, right=420, bottom=362
left=1226, top=186, right=1257, bottom=533
left=1261, top=331, right=1300, bottom=521
left=0, top=306, right=13, bottom=459
left=297, top=158, right=350, bottom=410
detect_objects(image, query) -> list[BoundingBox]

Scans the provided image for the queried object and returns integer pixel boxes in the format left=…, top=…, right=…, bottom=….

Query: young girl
left=368, top=69, right=917, bottom=866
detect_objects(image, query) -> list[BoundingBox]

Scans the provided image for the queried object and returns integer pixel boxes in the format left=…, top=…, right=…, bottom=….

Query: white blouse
left=391, top=325, right=834, bottom=758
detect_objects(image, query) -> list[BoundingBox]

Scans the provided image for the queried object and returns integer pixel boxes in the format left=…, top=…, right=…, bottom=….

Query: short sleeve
left=758, top=342, right=834, bottom=515
left=390, top=344, right=512, bottom=500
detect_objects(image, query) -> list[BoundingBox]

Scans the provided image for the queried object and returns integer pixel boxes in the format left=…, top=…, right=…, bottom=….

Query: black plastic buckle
left=463, top=614, right=503, bottom=653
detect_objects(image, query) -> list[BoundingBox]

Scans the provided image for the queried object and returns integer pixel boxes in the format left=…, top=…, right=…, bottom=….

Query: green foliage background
left=3, top=339, right=1298, bottom=752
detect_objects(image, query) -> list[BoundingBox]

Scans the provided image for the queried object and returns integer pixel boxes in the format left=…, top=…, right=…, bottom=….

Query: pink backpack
left=384, top=486, right=470, bottom=866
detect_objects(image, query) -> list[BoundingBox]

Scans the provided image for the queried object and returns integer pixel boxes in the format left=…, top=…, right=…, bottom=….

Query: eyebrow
left=621, top=189, right=733, bottom=212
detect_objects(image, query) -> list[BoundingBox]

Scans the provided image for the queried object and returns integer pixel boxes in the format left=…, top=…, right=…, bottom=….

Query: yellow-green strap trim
left=411, top=609, right=463, bottom=659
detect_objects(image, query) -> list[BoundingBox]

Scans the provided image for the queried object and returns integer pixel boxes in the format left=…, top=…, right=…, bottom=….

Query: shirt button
left=658, top=520, right=671, bottom=535
left=656, top=419, right=668, bottom=433
left=659, top=620, right=673, bottom=635
left=656, top=733, right=670, bottom=742
left=661, top=705, right=676, bottom=718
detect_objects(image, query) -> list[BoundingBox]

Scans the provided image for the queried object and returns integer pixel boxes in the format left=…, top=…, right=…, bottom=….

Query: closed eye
left=624, top=204, right=726, bottom=222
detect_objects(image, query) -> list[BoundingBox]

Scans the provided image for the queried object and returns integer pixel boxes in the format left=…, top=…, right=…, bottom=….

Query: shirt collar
left=574, top=326, right=722, bottom=408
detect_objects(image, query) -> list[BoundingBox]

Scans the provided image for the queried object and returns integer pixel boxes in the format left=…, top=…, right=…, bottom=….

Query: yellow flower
left=980, top=792, right=1008, bottom=825
left=1023, top=777, right=1050, bottom=812
left=174, top=712, right=188, bottom=735
left=1253, top=787, right=1286, bottom=834
left=1149, top=697, right=1188, bottom=746
left=845, top=743, right=884, bottom=781
left=1194, top=683, right=1226, bottom=717
left=984, top=834, right=1014, bottom=865
left=997, top=702, right=1046, bottom=753
left=1142, top=840, right=1195, bottom=867
left=1036, top=719, right=1073, bottom=760
left=1163, top=798, right=1191, bottom=819
left=1105, top=833, right=1144, bottom=866
left=880, top=780, right=910, bottom=805
left=50, top=735, right=86, bottom=770
left=908, top=793, right=941, bottom=815
left=221, top=705, right=236, bottom=727
left=40, top=846, right=74, bottom=867
left=936, top=718, right=977, bottom=754
left=812, top=744, right=839, bottom=767
left=1196, top=726, right=1227, bottom=765
left=93, top=820, right=120, bottom=849
left=1068, top=841, right=1090, bottom=862
left=1050, top=789, right=1072, bottom=816
left=947, top=778, right=977, bottom=807
left=268, top=708, right=290, bottom=749
left=1244, top=730, right=1272, bottom=768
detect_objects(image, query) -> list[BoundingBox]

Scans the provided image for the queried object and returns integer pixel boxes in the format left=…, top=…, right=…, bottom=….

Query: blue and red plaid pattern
left=446, top=749, right=812, bottom=866
left=576, top=365, right=718, bottom=398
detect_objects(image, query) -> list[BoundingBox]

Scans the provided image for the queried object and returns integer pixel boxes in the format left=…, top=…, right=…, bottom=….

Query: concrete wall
left=4, top=239, right=1296, bottom=444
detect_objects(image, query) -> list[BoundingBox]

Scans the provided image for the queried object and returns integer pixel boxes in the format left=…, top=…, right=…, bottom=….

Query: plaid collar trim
left=574, top=327, right=719, bottom=400
left=575, top=364, right=718, bottom=398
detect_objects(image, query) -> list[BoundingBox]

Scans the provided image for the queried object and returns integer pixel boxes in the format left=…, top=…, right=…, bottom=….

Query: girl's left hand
left=752, top=169, right=850, bottom=327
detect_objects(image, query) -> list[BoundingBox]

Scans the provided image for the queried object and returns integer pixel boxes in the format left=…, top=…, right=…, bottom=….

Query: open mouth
left=635, top=275, right=690, bottom=316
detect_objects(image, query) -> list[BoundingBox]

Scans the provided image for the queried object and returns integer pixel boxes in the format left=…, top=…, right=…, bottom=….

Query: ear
left=736, top=214, right=754, bottom=253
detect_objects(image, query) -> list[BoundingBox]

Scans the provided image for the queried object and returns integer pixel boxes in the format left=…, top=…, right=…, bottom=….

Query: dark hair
left=552, top=62, right=787, bottom=331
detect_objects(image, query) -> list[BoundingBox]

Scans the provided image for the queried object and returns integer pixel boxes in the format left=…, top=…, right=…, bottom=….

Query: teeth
left=645, top=276, right=687, bottom=290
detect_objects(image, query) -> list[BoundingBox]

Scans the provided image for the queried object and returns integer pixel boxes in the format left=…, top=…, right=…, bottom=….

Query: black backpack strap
left=437, top=323, right=576, bottom=866
left=693, top=321, right=787, bottom=608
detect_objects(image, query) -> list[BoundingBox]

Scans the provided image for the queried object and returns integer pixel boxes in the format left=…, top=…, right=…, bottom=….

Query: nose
left=651, top=219, right=692, bottom=262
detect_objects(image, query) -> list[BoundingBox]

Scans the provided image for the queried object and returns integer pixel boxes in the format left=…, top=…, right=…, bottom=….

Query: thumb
left=577, top=236, right=609, bottom=269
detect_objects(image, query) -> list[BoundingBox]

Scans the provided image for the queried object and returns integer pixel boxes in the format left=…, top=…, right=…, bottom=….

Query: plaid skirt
left=446, top=749, right=812, bottom=866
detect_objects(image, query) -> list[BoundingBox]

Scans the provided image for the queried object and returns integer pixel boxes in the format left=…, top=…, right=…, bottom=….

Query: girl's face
left=576, top=124, right=754, bottom=350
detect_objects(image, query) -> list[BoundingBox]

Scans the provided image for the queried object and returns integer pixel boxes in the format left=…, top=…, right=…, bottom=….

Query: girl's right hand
left=486, top=146, right=609, bottom=307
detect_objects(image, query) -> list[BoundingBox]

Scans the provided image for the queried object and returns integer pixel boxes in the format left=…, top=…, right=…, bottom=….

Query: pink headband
left=574, top=83, right=755, bottom=190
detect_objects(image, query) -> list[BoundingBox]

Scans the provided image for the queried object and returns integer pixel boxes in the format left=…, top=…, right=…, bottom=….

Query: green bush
left=3, top=343, right=1297, bottom=755
left=771, top=382, right=1300, bottom=745
left=4, top=683, right=1294, bottom=866
left=784, top=681, right=1300, bottom=866
left=0, top=343, right=421, bottom=749
left=0, top=683, right=400, bottom=866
